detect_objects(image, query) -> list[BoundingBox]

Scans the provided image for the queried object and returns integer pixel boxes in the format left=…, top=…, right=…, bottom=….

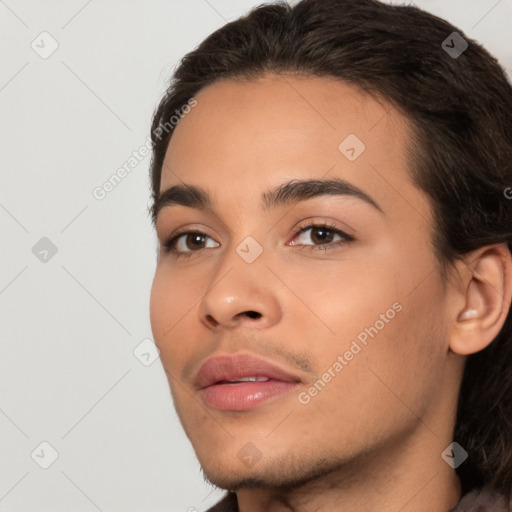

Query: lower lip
left=201, top=380, right=299, bottom=410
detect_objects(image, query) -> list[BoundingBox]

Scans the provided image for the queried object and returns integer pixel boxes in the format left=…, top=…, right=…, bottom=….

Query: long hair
left=148, top=0, right=512, bottom=500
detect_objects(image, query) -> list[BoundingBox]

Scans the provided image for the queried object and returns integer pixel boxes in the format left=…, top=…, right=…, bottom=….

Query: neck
left=235, top=426, right=462, bottom=512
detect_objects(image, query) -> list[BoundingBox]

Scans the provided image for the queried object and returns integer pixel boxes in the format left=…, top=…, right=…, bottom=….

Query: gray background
left=1, top=1, right=511, bottom=511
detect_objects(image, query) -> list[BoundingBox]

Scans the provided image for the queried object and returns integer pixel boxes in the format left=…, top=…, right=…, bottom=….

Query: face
left=150, top=74, right=454, bottom=490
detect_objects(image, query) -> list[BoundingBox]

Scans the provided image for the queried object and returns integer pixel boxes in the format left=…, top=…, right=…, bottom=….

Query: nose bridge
left=197, top=235, right=281, bottom=329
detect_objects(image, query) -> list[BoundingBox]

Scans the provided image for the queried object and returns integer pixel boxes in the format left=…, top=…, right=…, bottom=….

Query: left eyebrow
left=151, top=177, right=384, bottom=226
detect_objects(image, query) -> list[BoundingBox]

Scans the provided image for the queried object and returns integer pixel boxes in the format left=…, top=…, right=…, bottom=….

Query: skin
left=149, top=74, right=512, bottom=512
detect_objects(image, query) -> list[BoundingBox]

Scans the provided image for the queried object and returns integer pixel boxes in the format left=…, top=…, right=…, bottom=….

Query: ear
left=449, top=243, right=512, bottom=356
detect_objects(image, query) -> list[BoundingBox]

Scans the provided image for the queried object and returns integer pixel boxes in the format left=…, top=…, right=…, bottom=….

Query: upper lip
left=194, top=353, right=302, bottom=389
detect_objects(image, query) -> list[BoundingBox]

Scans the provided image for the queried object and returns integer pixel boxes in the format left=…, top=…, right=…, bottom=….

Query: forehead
left=160, top=73, right=430, bottom=225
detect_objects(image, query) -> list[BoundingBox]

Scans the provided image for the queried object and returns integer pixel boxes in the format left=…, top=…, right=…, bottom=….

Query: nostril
left=205, top=314, right=218, bottom=326
left=244, top=311, right=261, bottom=319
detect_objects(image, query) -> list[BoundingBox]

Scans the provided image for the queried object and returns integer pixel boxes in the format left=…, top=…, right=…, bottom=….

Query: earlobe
left=449, top=244, right=512, bottom=356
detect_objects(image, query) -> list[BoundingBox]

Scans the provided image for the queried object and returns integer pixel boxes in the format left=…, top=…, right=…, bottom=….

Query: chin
left=197, top=449, right=350, bottom=492
left=200, top=468, right=272, bottom=491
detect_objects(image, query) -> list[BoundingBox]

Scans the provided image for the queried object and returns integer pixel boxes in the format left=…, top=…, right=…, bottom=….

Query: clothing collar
left=449, top=485, right=510, bottom=511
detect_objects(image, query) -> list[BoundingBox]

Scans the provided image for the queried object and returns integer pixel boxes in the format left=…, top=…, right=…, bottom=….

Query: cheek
left=290, top=295, right=446, bottom=446
left=274, top=251, right=401, bottom=349
left=149, top=267, right=172, bottom=342
left=149, top=265, right=201, bottom=359
left=282, top=244, right=445, bottom=386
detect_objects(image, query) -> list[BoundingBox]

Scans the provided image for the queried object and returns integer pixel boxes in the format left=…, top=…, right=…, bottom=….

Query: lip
left=195, top=353, right=302, bottom=411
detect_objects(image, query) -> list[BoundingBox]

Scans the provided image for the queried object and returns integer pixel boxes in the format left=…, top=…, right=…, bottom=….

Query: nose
left=198, top=266, right=282, bottom=330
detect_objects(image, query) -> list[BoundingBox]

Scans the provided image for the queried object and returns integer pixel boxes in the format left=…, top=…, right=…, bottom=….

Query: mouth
left=195, top=354, right=302, bottom=411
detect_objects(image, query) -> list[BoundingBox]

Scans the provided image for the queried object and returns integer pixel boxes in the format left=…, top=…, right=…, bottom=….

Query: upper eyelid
left=156, top=206, right=358, bottom=236
left=292, top=222, right=350, bottom=235
left=164, top=217, right=353, bottom=237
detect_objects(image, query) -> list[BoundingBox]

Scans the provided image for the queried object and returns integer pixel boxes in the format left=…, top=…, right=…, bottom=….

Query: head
left=148, top=0, right=512, bottom=501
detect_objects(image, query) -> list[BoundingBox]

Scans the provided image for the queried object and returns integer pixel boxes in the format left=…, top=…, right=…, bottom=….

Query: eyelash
left=162, top=222, right=355, bottom=258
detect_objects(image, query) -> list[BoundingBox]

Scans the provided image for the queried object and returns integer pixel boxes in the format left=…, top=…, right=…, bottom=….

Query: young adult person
left=148, top=1, right=512, bottom=510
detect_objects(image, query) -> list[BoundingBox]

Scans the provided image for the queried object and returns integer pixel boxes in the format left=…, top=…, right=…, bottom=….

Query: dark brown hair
left=148, top=0, right=512, bottom=500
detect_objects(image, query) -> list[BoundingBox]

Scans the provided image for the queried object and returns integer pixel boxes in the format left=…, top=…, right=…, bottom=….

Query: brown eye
left=310, top=227, right=336, bottom=244
left=163, top=231, right=219, bottom=256
left=291, top=224, right=352, bottom=247
left=184, top=233, right=207, bottom=250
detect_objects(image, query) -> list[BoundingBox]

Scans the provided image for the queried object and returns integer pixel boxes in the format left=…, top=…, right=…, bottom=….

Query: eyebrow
left=151, top=177, right=383, bottom=226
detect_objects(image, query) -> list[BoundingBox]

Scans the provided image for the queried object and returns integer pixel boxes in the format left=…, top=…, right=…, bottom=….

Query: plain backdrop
left=1, top=1, right=511, bottom=511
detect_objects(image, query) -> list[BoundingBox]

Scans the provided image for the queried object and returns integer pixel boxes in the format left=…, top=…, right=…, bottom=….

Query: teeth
left=226, top=376, right=270, bottom=382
